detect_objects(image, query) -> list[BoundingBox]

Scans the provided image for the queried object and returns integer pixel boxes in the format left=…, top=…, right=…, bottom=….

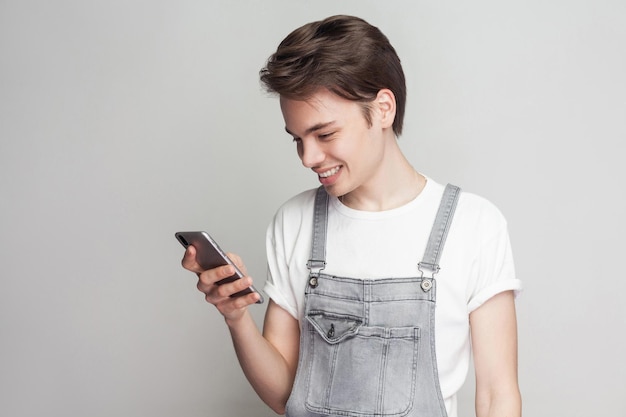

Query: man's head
left=260, top=15, right=406, bottom=136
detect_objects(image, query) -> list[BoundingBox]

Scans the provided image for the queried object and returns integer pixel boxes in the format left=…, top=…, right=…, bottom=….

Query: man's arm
left=182, top=246, right=299, bottom=415
left=470, top=290, right=522, bottom=417
left=228, top=300, right=300, bottom=415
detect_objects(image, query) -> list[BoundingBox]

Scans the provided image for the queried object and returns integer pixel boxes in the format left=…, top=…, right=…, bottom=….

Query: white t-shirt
left=264, top=177, right=522, bottom=417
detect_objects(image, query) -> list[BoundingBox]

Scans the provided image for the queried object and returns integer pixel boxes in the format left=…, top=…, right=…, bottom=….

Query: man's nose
left=299, top=139, right=325, bottom=168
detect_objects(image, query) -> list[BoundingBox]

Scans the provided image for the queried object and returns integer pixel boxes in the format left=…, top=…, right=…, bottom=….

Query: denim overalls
left=285, top=184, right=461, bottom=417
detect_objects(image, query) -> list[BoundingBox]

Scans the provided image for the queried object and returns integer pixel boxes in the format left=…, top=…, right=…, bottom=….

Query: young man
left=183, top=15, right=522, bottom=417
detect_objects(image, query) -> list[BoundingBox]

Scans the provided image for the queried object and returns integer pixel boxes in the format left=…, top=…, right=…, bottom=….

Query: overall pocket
left=304, top=312, right=420, bottom=417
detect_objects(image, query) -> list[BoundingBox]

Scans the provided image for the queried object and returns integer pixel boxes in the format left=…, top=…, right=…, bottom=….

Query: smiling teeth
left=319, top=166, right=340, bottom=178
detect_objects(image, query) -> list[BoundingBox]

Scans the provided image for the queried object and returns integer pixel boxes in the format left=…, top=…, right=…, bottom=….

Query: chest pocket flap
left=306, top=312, right=363, bottom=344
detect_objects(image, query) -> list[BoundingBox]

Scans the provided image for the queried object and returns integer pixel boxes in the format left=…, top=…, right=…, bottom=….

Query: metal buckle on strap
left=417, top=262, right=440, bottom=292
left=306, top=259, right=326, bottom=275
left=418, top=262, right=440, bottom=278
left=306, top=260, right=326, bottom=288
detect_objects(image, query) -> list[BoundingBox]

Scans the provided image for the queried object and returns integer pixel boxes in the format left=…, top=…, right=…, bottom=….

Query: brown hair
left=259, top=15, right=407, bottom=136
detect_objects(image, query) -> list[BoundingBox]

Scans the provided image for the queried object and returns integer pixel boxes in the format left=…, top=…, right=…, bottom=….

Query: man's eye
left=319, top=132, right=334, bottom=140
left=292, top=137, right=301, bottom=143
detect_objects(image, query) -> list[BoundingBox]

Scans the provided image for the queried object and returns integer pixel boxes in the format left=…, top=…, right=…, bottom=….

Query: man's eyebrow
left=285, top=121, right=336, bottom=137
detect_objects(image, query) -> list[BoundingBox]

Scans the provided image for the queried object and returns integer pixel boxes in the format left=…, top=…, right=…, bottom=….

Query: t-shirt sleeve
left=466, top=201, right=522, bottom=313
left=263, top=190, right=316, bottom=320
left=264, top=208, right=300, bottom=319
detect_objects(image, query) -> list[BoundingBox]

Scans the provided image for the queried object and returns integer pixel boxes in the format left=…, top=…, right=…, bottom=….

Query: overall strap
left=307, top=186, right=329, bottom=279
left=306, top=184, right=461, bottom=287
left=418, top=184, right=461, bottom=290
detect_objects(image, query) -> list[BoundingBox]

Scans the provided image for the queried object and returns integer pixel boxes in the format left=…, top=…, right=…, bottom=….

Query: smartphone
left=175, top=231, right=264, bottom=304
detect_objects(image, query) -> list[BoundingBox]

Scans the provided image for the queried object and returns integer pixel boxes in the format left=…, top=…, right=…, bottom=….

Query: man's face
left=280, top=88, right=386, bottom=198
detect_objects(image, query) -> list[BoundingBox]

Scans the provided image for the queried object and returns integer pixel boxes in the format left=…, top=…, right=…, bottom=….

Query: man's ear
left=375, top=89, right=397, bottom=130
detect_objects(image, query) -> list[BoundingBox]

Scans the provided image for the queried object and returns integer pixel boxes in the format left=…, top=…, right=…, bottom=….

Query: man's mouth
left=318, top=166, right=341, bottom=178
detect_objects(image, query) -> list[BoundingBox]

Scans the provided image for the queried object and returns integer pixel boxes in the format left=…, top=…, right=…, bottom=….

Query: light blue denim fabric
left=285, top=185, right=460, bottom=417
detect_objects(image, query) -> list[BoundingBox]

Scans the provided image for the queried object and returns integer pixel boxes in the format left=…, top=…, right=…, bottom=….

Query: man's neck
left=340, top=145, right=425, bottom=212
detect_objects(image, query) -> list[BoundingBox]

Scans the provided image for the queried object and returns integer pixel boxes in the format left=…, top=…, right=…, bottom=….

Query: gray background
left=1, top=0, right=624, bottom=416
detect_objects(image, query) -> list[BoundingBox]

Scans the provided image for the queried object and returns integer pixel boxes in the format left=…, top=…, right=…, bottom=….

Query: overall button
left=309, top=277, right=318, bottom=288
left=421, top=279, right=432, bottom=292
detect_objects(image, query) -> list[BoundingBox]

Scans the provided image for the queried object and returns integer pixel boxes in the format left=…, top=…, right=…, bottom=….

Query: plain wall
left=1, top=1, right=624, bottom=416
